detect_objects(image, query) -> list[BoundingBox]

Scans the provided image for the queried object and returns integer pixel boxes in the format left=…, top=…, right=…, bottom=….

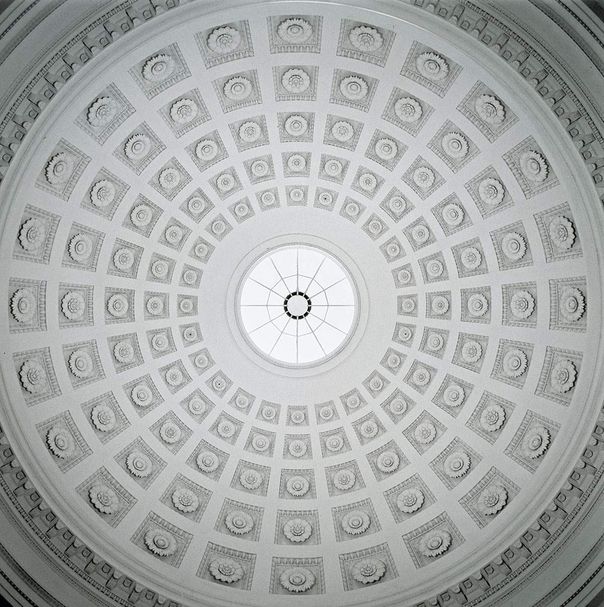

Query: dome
left=0, top=1, right=603, bottom=606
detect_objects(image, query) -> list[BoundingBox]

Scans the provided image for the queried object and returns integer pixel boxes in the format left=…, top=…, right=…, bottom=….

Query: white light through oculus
left=238, top=245, right=357, bottom=365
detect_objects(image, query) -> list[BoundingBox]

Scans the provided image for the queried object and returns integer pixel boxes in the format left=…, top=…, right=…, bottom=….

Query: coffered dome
left=0, top=1, right=603, bottom=606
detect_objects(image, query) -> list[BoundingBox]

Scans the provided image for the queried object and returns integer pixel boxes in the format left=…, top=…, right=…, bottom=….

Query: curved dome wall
left=0, top=1, right=602, bottom=606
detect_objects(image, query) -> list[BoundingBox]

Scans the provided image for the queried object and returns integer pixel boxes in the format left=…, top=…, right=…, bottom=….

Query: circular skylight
left=237, top=245, right=357, bottom=365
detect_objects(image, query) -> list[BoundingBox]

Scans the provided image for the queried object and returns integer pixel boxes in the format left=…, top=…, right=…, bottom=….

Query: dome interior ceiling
left=0, top=1, right=602, bottom=606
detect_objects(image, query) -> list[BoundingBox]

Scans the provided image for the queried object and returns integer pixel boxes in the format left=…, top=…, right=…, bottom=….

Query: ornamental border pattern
left=460, top=0, right=604, bottom=180
left=493, top=1, right=604, bottom=144
left=0, top=1, right=601, bottom=607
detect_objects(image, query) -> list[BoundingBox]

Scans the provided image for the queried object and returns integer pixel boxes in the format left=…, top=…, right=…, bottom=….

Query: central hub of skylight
left=238, top=244, right=357, bottom=366
left=284, top=291, right=312, bottom=319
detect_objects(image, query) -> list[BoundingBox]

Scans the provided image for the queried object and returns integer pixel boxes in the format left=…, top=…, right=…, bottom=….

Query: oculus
left=237, top=245, right=357, bottom=366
